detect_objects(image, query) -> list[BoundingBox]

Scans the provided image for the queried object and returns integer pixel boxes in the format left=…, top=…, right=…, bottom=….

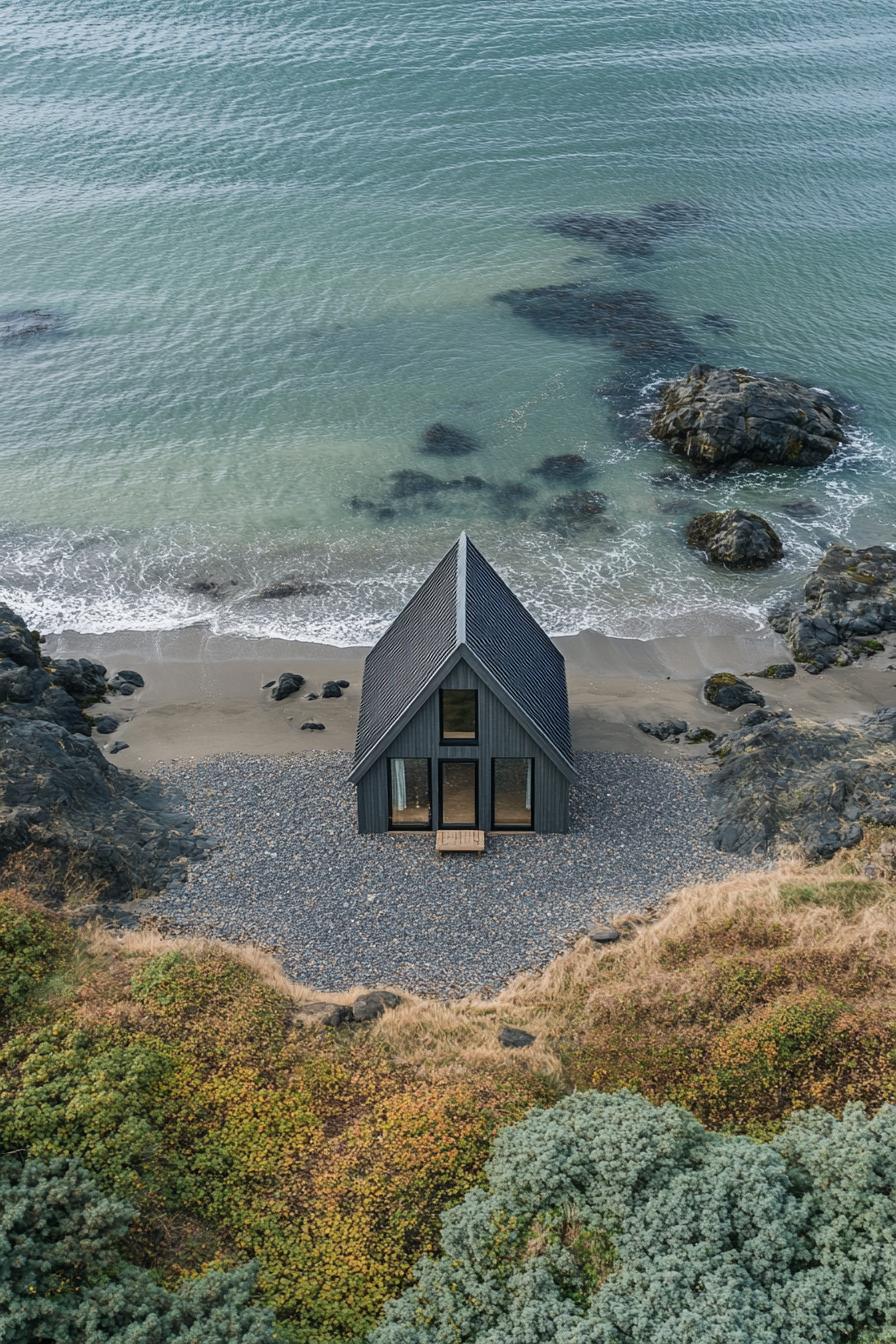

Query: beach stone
left=419, top=423, right=481, bottom=456
left=109, top=741, right=129, bottom=755
left=93, top=716, right=119, bottom=735
left=499, top=1026, right=535, bottom=1049
left=686, top=509, right=783, bottom=570
left=587, top=925, right=621, bottom=944
left=293, top=1001, right=350, bottom=1028
left=638, top=719, right=687, bottom=741
left=336, top=679, right=350, bottom=688
left=778, top=544, right=896, bottom=671
left=301, top=721, right=326, bottom=731
left=352, top=990, right=401, bottom=1022
left=685, top=727, right=717, bottom=744
left=708, top=706, right=896, bottom=861
left=703, top=673, right=765, bottom=711
left=272, top=672, right=305, bottom=701
left=321, top=681, right=342, bottom=699
left=650, top=365, right=845, bottom=470
left=112, top=681, right=135, bottom=696
left=748, top=662, right=796, bottom=680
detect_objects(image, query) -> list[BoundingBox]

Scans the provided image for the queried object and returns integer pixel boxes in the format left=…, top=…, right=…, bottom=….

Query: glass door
left=439, top=760, right=478, bottom=828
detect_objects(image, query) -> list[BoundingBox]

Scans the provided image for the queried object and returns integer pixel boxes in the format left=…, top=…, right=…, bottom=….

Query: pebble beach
left=149, top=750, right=747, bottom=995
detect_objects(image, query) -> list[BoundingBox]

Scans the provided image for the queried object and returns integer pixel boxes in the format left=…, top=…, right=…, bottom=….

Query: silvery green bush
left=0, top=1154, right=274, bottom=1343
left=370, top=1091, right=896, bottom=1344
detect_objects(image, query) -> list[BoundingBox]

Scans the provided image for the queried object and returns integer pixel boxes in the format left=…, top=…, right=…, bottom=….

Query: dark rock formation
left=637, top=719, right=687, bottom=741
left=257, top=577, right=330, bottom=599
left=543, top=489, right=609, bottom=531
left=419, top=423, right=481, bottom=456
left=772, top=545, right=896, bottom=672
left=184, top=576, right=238, bottom=600
left=708, top=707, right=896, bottom=860
left=352, top=990, right=401, bottom=1022
left=703, top=673, right=765, bottom=711
left=93, top=716, right=119, bottom=735
left=781, top=498, right=823, bottom=520
left=539, top=200, right=703, bottom=259
left=321, top=681, right=342, bottom=699
left=109, top=741, right=129, bottom=755
left=684, top=726, right=717, bottom=744
left=0, top=604, right=205, bottom=901
left=300, top=721, right=326, bottom=731
left=336, top=679, right=350, bottom=689
left=348, top=497, right=397, bottom=522
left=650, top=366, right=845, bottom=470
left=528, top=453, right=592, bottom=482
left=293, top=1001, right=350, bottom=1028
left=587, top=925, right=620, bottom=944
left=388, top=470, right=444, bottom=500
left=686, top=509, right=784, bottom=569
left=498, top=1026, right=535, bottom=1049
left=272, top=672, right=305, bottom=701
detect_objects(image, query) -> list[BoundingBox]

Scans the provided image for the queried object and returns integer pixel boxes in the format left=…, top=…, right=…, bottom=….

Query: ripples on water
left=0, top=0, right=894, bottom=641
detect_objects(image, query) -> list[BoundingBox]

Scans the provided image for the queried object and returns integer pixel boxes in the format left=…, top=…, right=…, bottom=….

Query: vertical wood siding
left=356, top=658, right=569, bottom=833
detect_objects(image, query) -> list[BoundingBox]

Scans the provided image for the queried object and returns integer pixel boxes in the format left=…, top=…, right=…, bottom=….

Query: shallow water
left=1, top=0, right=894, bottom=642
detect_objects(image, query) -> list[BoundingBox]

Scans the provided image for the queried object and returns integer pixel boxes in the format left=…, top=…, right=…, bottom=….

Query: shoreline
left=45, top=621, right=896, bottom=774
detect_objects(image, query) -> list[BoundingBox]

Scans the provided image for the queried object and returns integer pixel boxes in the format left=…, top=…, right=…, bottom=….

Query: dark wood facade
left=356, top=658, right=570, bottom=833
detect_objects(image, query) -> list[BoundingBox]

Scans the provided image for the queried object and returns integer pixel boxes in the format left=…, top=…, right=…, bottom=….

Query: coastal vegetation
left=3, top=839, right=896, bottom=1341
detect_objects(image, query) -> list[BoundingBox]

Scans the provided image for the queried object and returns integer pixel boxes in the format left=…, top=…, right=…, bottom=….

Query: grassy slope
left=2, top=839, right=896, bottom=1340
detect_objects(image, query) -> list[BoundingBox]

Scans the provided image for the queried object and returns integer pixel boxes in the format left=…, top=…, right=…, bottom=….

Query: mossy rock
left=704, top=673, right=765, bottom=711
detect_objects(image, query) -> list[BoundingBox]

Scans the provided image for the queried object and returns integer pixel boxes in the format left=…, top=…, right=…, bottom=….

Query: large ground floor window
left=492, top=758, right=534, bottom=829
left=388, top=757, right=431, bottom=829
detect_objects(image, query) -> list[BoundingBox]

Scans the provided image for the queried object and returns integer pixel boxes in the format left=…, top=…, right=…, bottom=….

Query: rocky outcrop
left=686, top=509, right=783, bottom=570
left=0, top=605, right=205, bottom=900
left=708, top=707, right=896, bottom=860
left=769, top=544, right=896, bottom=673
left=650, top=365, right=845, bottom=470
left=703, top=673, right=765, bottom=711
left=272, top=672, right=305, bottom=701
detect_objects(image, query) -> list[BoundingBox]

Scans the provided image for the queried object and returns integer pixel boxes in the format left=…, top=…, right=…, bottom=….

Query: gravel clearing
left=149, top=751, right=746, bottom=996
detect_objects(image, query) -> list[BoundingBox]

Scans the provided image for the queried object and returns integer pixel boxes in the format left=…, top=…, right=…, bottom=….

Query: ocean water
left=1, top=0, right=894, bottom=644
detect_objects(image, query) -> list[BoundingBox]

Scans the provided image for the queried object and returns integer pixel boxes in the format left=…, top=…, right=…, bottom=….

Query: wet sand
left=45, top=622, right=896, bottom=775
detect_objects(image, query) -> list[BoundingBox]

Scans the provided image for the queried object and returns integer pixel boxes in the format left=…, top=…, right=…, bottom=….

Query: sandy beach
left=45, top=621, right=896, bottom=774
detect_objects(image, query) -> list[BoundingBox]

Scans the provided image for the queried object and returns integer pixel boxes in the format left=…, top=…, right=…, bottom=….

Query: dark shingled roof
left=349, top=534, right=576, bottom=783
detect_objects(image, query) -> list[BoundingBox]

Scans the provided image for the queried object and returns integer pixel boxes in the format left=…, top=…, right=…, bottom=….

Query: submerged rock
left=543, top=489, right=609, bottom=531
left=700, top=312, right=738, bottom=334
left=257, top=577, right=330, bottom=599
left=0, top=604, right=205, bottom=901
left=184, top=576, right=238, bottom=600
left=686, top=509, right=784, bottom=570
left=778, top=544, right=896, bottom=672
left=703, top=673, right=765, bottom=711
left=0, top=308, right=63, bottom=341
left=708, top=707, right=896, bottom=860
left=528, top=453, right=592, bottom=482
left=780, top=498, right=823, bottom=520
left=539, top=200, right=703, bottom=259
left=494, top=284, right=700, bottom=367
left=651, top=365, right=845, bottom=470
left=419, top=422, right=481, bottom=456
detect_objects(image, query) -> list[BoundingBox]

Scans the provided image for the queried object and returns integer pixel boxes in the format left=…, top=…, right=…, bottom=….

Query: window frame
left=439, top=687, right=479, bottom=745
left=386, top=756, right=433, bottom=831
left=491, top=756, right=535, bottom=831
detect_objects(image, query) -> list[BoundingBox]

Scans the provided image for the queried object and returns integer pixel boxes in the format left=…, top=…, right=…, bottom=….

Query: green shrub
left=0, top=892, right=68, bottom=1018
left=779, top=878, right=887, bottom=916
left=372, top=1091, right=896, bottom=1344
left=0, top=1153, right=274, bottom=1342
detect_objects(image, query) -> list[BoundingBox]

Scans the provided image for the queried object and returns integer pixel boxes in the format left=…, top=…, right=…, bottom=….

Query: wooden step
left=436, top=828, right=486, bottom=855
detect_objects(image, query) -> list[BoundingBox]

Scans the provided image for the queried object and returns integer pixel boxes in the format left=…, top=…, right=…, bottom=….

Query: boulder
left=587, top=925, right=620, bottom=944
left=498, top=1026, right=535, bottom=1049
left=543, top=489, right=609, bottom=531
left=321, top=681, right=342, bottom=699
left=708, top=707, right=896, bottom=861
left=292, top=1001, right=350, bottom=1028
left=778, top=544, right=896, bottom=672
left=257, top=577, right=330, bottom=599
left=637, top=719, right=687, bottom=741
left=93, top=716, right=119, bottom=735
left=272, top=672, right=305, bottom=701
left=650, top=365, right=845, bottom=470
left=684, top=727, right=717, bottom=743
left=109, top=741, right=129, bottom=755
left=703, top=673, right=765, bottom=711
left=747, top=662, right=796, bottom=680
left=351, top=990, right=401, bottom=1022
left=686, top=509, right=783, bottom=570
left=336, top=679, right=350, bottom=689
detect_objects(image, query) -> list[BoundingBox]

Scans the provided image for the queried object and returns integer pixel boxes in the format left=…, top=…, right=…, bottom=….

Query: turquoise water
left=1, top=0, right=894, bottom=642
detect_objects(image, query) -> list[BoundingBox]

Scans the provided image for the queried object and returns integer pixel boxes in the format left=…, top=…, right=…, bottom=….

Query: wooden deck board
left=436, top=828, right=486, bottom=855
